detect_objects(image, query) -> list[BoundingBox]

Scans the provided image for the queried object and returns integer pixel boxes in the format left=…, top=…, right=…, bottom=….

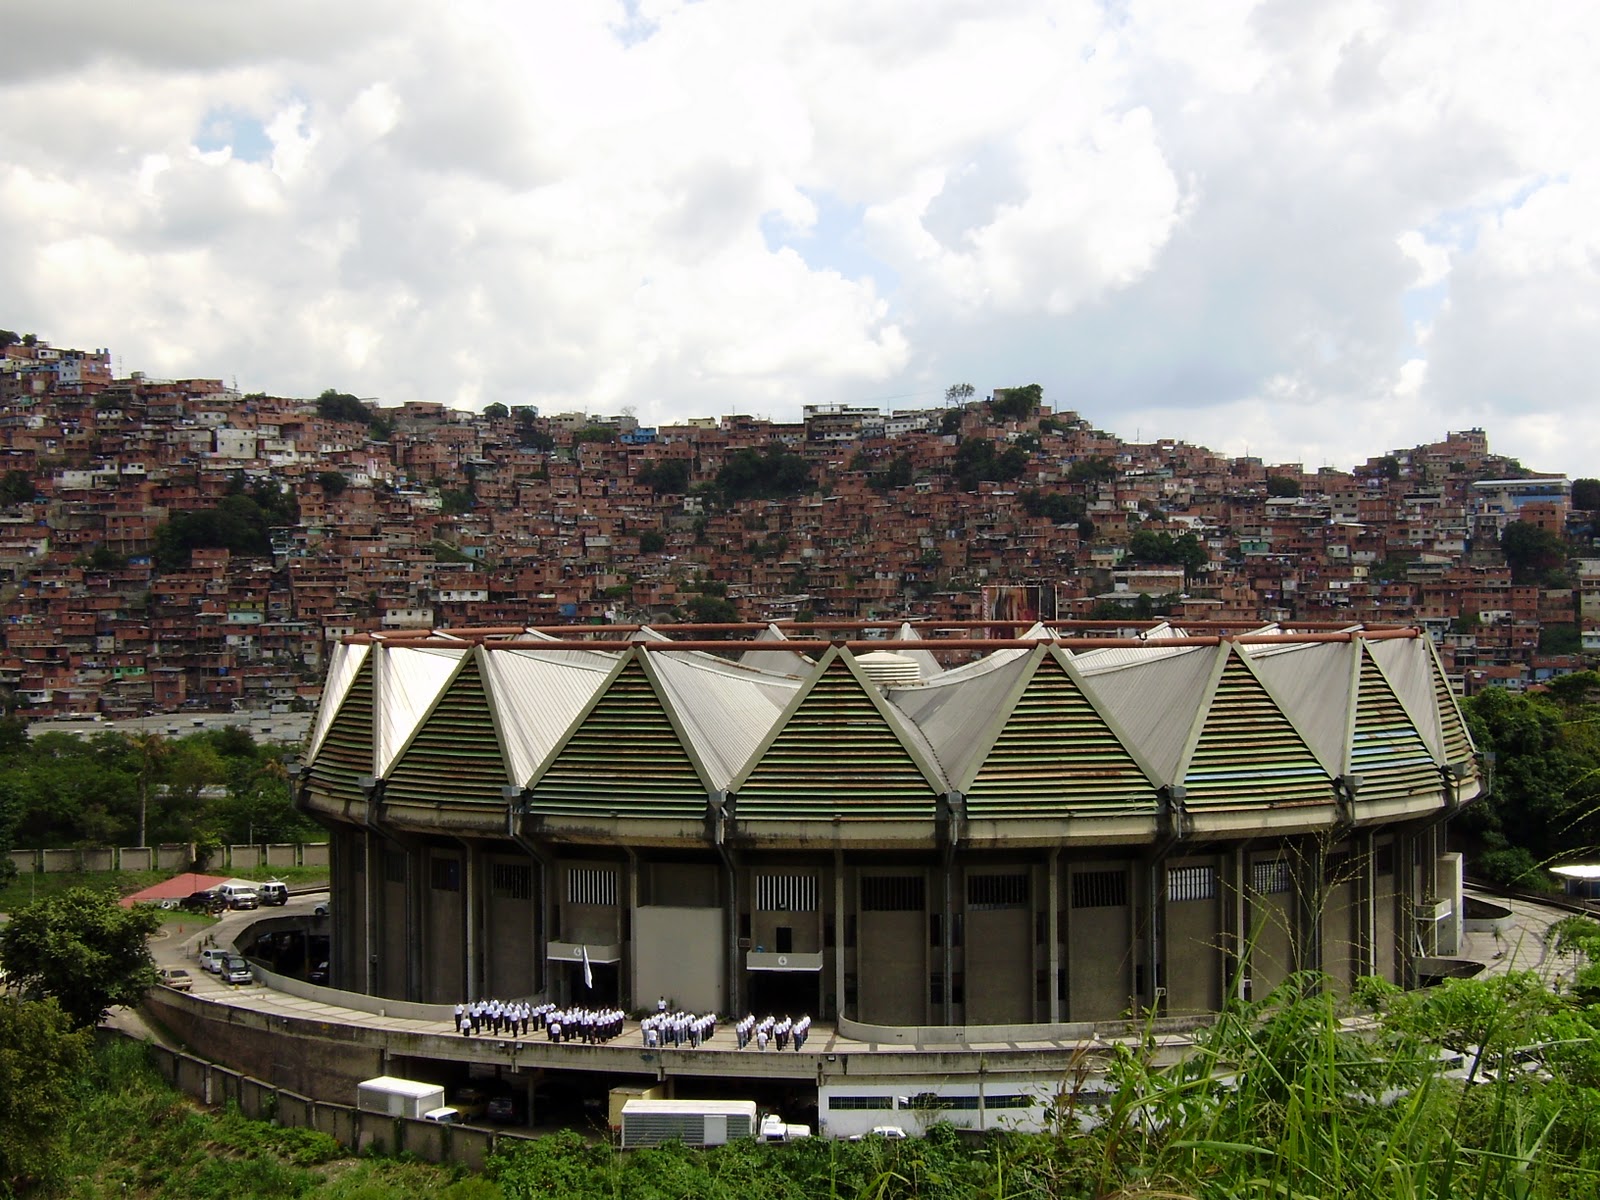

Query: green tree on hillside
left=990, top=383, right=1042, bottom=421
left=0, top=999, right=93, bottom=1194
left=0, top=888, right=160, bottom=1027
left=1501, top=519, right=1568, bottom=585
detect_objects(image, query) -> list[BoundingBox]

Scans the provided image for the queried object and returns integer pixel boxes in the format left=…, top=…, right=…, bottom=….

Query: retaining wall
left=7, top=842, right=329, bottom=876
left=122, top=1033, right=535, bottom=1170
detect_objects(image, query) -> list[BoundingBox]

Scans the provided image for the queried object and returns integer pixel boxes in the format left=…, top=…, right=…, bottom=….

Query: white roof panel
left=894, top=622, right=944, bottom=678
left=737, top=624, right=814, bottom=677
left=885, top=651, right=1036, bottom=784
left=1368, top=636, right=1444, bottom=757
left=650, top=652, right=798, bottom=788
left=480, top=646, right=620, bottom=785
left=1247, top=640, right=1356, bottom=774
left=375, top=646, right=468, bottom=776
left=1078, top=646, right=1218, bottom=783
left=307, top=642, right=368, bottom=762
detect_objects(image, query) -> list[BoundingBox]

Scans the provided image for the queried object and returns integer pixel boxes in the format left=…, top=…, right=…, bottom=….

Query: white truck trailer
left=357, top=1076, right=450, bottom=1120
left=619, top=1099, right=759, bottom=1148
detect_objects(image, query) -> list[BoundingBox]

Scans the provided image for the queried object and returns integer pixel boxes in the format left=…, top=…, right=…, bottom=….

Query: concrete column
left=833, top=851, right=846, bottom=1020
left=626, top=852, right=640, bottom=1011
left=1230, top=845, right=1247, bottom=1003
left=364, top=829, right=378, bottom=995
left=1297, top=837, right=1324, bottom=979
left=1047, top=849, right=1061, bottom=1023
left=463, top=841, right=479, bottom=1001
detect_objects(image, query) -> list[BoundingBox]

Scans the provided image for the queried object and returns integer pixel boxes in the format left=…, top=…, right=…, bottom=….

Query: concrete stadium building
left=297, top=621, right=1478, bottom=1033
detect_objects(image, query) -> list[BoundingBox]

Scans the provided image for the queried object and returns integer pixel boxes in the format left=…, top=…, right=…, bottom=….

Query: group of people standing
left=734, top=1013, right=812, bottom=1051
left=641, top=1003, right=718, bottom=1048
left=455, top=997, right=543, bottom=1037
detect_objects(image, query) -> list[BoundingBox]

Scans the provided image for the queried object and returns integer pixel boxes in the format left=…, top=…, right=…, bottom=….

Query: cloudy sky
left=3, top=1, right=1597, bottom=477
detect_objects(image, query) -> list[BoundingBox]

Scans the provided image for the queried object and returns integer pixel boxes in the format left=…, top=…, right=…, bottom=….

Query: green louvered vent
left=528, top=657, right=707, bottom=819
left=384, top=657, right=508, bottom=809
left=1351, top=650, right=1441, bottom=803
left=309, top=658, right=374, bottom=808
left=736, top=657, right=938, bottom=820
left=965, top=656, right=1156, bottom=819
left=1183, top=655, right=1330, bottom=809
left=1430, top=651, right=1474, bottom=767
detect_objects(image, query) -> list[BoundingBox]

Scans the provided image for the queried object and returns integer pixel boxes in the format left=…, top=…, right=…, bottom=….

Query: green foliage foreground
left=16, top=969, right=1600, bottom=1198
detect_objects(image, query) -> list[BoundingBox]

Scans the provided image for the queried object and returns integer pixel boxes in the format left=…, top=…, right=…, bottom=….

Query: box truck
left=619, top=1099, right=758, bottom=1148
left=357, top=1076, right=449, bottom=1120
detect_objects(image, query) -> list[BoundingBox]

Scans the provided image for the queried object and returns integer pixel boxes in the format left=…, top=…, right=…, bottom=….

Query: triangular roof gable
left=961, top=646, right=1160, bottom=816
left=1348, top=643, right=1443, bottom=802
left=1177, top=643, right=1331, bottom=809
left=306, top=651, right=376, bottom=807
left=1246, top=639, right=1357, bottom=776
left=374, top=645, right=469, bottom=776
left=1424, top=636, right=1476, bottom=767
left=479, top=645, right=616, bottom=787
left=648, top=650, right=796, bottom=789
left=1075, top=646, right=1216, bottom=784
left=383, top=650, right=515, bottom=809
left=525, top=649, right=712, bottom=820
left=1367, top=635, right=1443, bottom=755
left=885, top=647, right=1040, bottom=784
left=306, top=641, right=369, bottom=762
left=730, top=645, right=945, bottom=819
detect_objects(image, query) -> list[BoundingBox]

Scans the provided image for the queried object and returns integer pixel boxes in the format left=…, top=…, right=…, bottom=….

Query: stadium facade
left=297, top=621, right=1478, bottom=1030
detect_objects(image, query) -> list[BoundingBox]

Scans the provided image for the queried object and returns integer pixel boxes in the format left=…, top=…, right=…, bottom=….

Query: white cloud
left=1, top=0, right=1598, bottom=477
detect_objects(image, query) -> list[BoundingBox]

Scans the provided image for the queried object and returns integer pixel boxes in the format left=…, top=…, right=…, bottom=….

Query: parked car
left=308, top=960, right=329, bottom=985
left=486, top=1095, right=521, bottom=1124
left=422, top=1107, right=461, bottom=1124
left=312, top=898, right=331, bottom=917
left=221, top=956, right=253, bottom=985
left=181, top=890, right=225, bottom=914
left=199, top=947, right=231, bottom=974
left=258, top=881, right=289, bottom=906
left=452, top=1087, right=489, bottom=1119
left=157, top=967, right=193, bottom=992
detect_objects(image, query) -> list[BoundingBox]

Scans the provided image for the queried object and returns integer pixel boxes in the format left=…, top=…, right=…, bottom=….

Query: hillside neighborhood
left=0, top=334, right=1592, bottom=721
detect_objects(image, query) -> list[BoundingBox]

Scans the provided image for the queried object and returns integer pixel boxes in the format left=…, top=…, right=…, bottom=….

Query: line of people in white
left=641, top=1009, right=717, bottom=1048
left=735, top=1013, right=811, bottom=1051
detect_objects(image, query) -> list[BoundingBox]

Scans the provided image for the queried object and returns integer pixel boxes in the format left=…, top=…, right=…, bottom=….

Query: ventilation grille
left=736, top=656, right=937, bottom=820
left=965, top=656, right=1156, bottom=818
left=384, top=656, right=508, bottom=809
left=308, top=657, right=374, bottom=807
left=1350, top=650, right=1442, bottom=803
left=529, top=657, right=707, bottom=819
left=1182, top=655, right=1330, bottom=809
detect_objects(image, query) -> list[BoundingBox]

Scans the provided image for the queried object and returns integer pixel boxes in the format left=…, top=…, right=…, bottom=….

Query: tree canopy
left=0, top=469, right=36, bottom=505
left=153, top=485, right=295, bottom=570
left=1500, top=519, right=1567, bottom=585
left=0, top=998, right=93, bottom=1193
left=714, top=443, right=812, bottom=502
left=0, top=887, right=161, bottom=1027
left=638, top=458, right=690, bottom=495
left=482, top=402, right=509, bottom=420
left=951, top=438, right=1027, bottom=490
left=990, top=383, right=1042, bottom=421
left=1573, top=478, right=1600, bottom=512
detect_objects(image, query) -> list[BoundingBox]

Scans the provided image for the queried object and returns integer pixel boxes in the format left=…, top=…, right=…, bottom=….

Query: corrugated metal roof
left=737, top=624, right=814, bottom=677
left=1076, top=646, right=1216, bottom=783
left=1368, top=635, right=1445, bottom=759
left=960, top=648, right=1160, bottom=815
left=1071, top=624, right=1192, bottom=672
left=650, top=650, right=797, bottom=789
left=885, top=648, right=1038, bottom=785
left=479, top=646, right=617, bottom=786
left=894, top=622, right=945, bottom=677
left=306, top=642, right=368, bottom=763
left=374, top=646, right=467, bottom=776
left=1350, top=646, right=1443, bottom=801
left=1248, top=640, right=1356, bottom=775
left=384, top=653, right=512, bottom=809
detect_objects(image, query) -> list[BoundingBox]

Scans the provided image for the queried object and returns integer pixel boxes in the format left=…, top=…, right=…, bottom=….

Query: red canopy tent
left=119, top=872, right=232, bottom=907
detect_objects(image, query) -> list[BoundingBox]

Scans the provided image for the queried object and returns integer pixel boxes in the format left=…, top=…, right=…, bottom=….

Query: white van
left=258, top=881, right=289, bottom=907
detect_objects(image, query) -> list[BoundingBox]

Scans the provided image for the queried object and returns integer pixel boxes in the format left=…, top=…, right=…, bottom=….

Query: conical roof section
left=527, top=650, right=711, bottom=820
left=374, top=645, right=469, bottom=776
left=307, top=651, right=376, bottom=808
left=384, top=651, right=513, bottom=809
left=1349, top=645, right=1442, bottom=802
left=1075, top=645, right=1215, bottom=784
left=885, top=647, right=1039, bottom=786
left=732, top=647, right=946, bottom=820
left=480, top=644, right=617, bottom=786
left=1246, top=639, right=1356, bottom=775
left=306, top=641, right=369, bottom=762
left=893, top=622, right=945, bottom=678
left=961, top=647, right=1159, bottom=817
left=1177, top=646, right=1330, bottom=809
left=650, top=650, right=797, bottom=789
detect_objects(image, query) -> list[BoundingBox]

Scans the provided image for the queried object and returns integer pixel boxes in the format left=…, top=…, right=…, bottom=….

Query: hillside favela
left=0, top=331, right=1590, bottom=721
